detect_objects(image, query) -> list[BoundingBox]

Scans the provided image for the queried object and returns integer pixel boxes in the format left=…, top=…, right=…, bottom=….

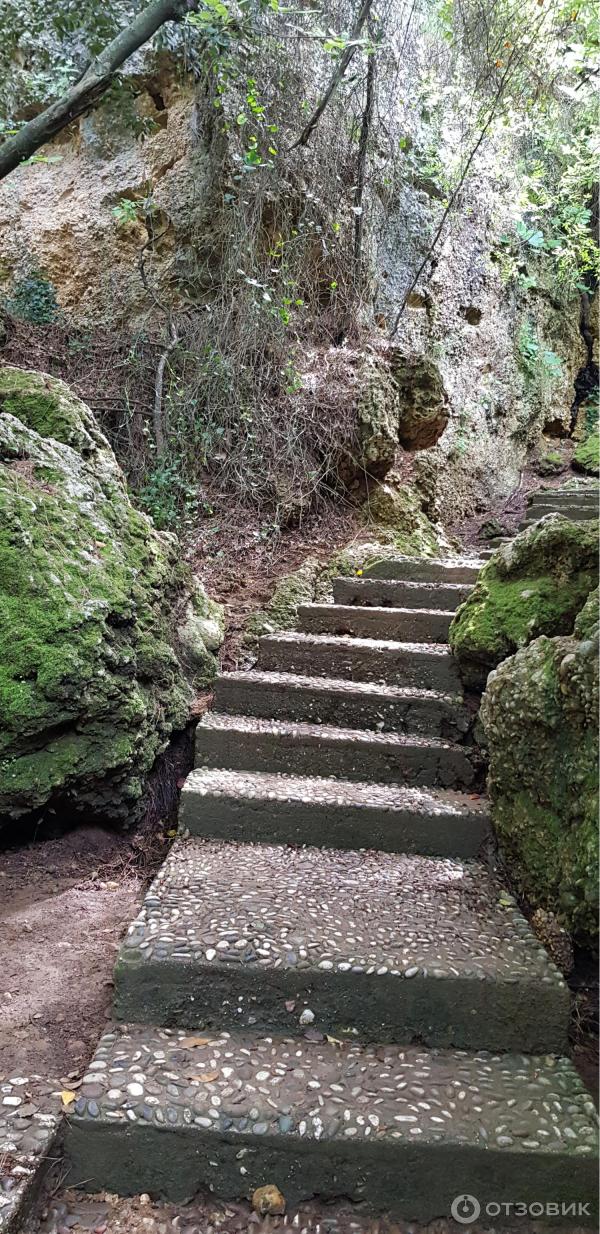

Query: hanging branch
left=353, top=37, right=377, bottom=276
left=388, top=45, right=518, bottom=339
left=289, top=0, right=375, bottom=150
left=0, top=0, right=198, bottom=183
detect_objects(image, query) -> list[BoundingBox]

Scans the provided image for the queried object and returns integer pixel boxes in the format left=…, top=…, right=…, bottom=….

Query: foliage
left=4, top=273, right=59, bottom=324
left=517, top=318, right=562, bottom=390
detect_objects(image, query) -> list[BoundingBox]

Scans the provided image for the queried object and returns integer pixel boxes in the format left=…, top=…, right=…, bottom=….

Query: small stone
left=299, top=1009, right=315, bottom=1026
left=252, top=1184, right=286, bottom=1216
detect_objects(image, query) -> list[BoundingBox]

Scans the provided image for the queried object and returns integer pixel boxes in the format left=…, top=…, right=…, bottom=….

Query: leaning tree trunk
left=0, top=0, right=195, bottom=182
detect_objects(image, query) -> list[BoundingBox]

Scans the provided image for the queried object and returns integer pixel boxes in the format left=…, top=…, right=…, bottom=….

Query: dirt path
left=0, top=827, right=147, bottom=1089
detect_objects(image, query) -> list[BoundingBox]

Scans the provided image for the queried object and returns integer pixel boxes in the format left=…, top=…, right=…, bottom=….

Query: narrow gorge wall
left=0, top=2, right=595, bottom=529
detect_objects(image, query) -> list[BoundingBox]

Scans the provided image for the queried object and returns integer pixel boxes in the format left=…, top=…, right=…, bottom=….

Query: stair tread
left=70, top=1021, right=597, bottom=1158
left=184, top=766, right=489, bottom=815
left=199, top=711, right=464, bottom=750
left=301, top=602, right=457, bottom=618
left=260, top=631, right=453, bottom=656
left=218, top=668, right=461, bottom=703
left=336, top=577, right=471, bottom=593
left=118, top=837, right=562, bottom=989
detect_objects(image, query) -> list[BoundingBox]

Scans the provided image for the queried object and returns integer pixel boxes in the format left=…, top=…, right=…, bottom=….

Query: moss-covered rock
left=361, top=480, right=446, bottom=558
left=480, top=590, right=599, bottom=948
left=572, top=429, right=599, bottom=476
left=245, top=558, right=323, bottom=640
left=0, top=366, right=223, bottom=826
left=449, top=515, right=598, bottom=687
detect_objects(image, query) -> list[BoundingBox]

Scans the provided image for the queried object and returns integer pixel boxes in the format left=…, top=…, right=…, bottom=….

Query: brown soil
left=188, top=499, right=362, bottom=669
left=35, top=1187, right=593, bottom=1234
left=0, top=825, right=161, bottom=1089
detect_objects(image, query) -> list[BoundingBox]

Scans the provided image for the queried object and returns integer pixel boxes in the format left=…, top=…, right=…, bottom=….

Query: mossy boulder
left=480, top=590, right=599, bottom=948
left=0, top=366, right=223, bottom=827
left=449, top=515, right=599, bottom=688
left=572, top=429, right=599, bottom=476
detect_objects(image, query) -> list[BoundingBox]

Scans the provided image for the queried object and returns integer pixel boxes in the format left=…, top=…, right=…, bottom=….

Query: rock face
left=0, top=366, right=223, bottom=826
left=390, top=353, right=449, bottom=450
left=361, top=478, right=450, bottom=558
left=449, top=516, right=599, bottom=688
left=480, top=590, right=599, bottom=947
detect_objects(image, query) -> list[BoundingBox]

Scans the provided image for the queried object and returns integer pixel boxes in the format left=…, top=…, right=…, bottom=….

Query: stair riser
left=179, top=787, right=489, bottom=857
left=195, top=728, right=476, bottom=789
left=214, top=677, right=469, bottom=739
left=257, top=639, right=463, bottom=694
left=298, top=604, right=454, bottom=642
left=333, top=578, right=471, bottom=611
left=530, top=491, right=599, bottom=506
left=522, top=509, right=597, bottom=526
left=114, top=960, right=569, bottom=1055
left=65, top=1121, right=598, bottom=1222
left=363, top=559, right=482, bottom=583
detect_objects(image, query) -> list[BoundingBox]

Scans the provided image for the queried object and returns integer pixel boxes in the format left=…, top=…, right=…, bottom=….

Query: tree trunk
left=0, top=0, right=193, bottom=182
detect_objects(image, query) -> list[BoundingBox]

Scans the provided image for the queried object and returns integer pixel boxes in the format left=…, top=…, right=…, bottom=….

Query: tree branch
left=0, top=0, right=195, bottom=183
left=389, top=46, right=518, bottom=338
left=289, top=0, right=375, bottom=150
left=353, top=38, right=377, bottom=276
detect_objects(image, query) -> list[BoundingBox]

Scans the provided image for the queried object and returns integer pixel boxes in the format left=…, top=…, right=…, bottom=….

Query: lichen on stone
left=480, top=589, right=599, bottom=948
left=449, top=514, right=599, bottom=687
left=0, top=365, right=223, bottom=827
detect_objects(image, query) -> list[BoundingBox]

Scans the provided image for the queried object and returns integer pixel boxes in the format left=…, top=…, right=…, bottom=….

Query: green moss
left=362, top=481, right=442, bottom=559
left=0, top=366, right=222, bottom=826
left=0, top=364, right=107, bottom=452
left=450, top=515, right=599, bottom=687
left=572, top=430, right=599, bottom=476
left=481, top=606, right=599, bottom=948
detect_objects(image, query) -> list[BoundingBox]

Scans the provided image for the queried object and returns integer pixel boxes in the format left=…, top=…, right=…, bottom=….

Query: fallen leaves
left=189, top=1071, right=220, bottom=1083
left=180, top=1036, right=215, bottom=1048
left=61, top=1090, right=77, bottom=1107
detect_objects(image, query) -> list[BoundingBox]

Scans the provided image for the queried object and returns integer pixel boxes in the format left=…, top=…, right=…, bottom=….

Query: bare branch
left=289, top=0, right=375, bottom=150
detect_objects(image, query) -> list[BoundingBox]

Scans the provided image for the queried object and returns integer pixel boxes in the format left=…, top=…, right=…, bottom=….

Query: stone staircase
left=64, top=543, right=598, bottom=1224
left=483, top=484, right=599, bottom=553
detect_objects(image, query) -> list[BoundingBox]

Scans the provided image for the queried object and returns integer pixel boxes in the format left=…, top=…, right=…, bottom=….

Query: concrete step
left=179, top=768, right=490, bottom=857
left=333, top=576, right=472, bottom=611
left=195, top=712, right=477, bottom=788
left=362, top=555, right=483, bottom=583
left=214, top=670, right=470, bottom=739
left=529, top=487, right=599, bottom=506
left=298, top=601, right=455, bottom=643
left=521, top=507, right=597, bottom=528
left=65, top=1025, right=598, bottom=1220
left=113, top=838, right=569, bottom=1053
left=257, top=632, right=463, bottom=694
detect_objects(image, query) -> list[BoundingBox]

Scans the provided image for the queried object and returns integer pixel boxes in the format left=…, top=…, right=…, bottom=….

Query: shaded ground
left=34, top=1188, right=593, bottom=1234
left=0, top=825, right=159, bottom=1088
